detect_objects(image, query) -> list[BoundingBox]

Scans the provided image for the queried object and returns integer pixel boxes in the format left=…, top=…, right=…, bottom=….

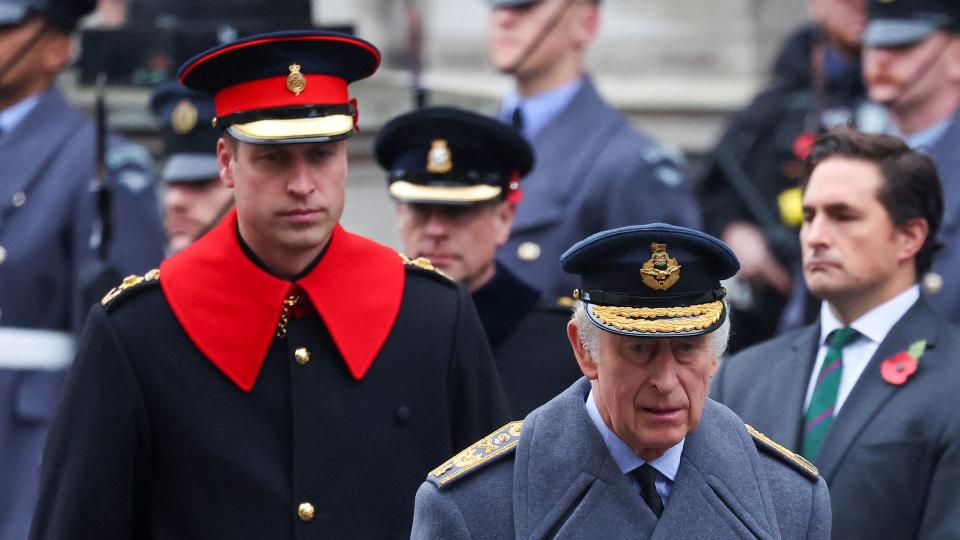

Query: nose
left=164, top=185, right=189, bottom=211
left=286, top=161, right=315, bottom=197
left=423, top=209, right=451, bottom=237
left=647, top=345, right=680, bottom=394
left=801, top=213, right=829, bottom=251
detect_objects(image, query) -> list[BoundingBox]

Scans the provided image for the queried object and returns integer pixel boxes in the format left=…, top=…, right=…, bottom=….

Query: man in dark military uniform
left=150, top=81, right=233, bottom=254
left=30, top=31, right=510, bottom=539
left=860, top=0, right=960, bottom=326
left=0, top=1, right=164, bottom=537
left=412, top=224, right=832, bottom=539
left=376, top=106, right=580, bottom=417
left=695, top=0, right=877, bottom=349
left=486, top=0, right=701, bottom=306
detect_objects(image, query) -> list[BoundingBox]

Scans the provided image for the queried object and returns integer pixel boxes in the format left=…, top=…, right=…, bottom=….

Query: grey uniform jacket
left=0, top=88, right=164, bottom=540
left=412, top=378, right=831, bottom=540
left=923, top=108, right=960, bottom=324
left=497, top=78, right=701, bottom=304
left=712, top=297, right=960, bottom=539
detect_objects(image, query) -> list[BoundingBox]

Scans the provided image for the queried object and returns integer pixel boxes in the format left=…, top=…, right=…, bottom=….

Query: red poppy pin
left=880, top=340, right=926, bottom=386
left=792, top=131, right=817, bottom=160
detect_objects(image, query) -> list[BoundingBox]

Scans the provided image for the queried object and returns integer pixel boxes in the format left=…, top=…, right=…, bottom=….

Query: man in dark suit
left=860, top=0, right=960, bottom=326
left=413, top=224, right=831, bottom=539
left=712, top=127, right=960, bottom=539
left=30, top=31, right=510, bottom=539
left=0, top=1, right=163, bottom=537
left=377, top=106, right=580, bottom=417
left=485, top=0, right=701, bottom=306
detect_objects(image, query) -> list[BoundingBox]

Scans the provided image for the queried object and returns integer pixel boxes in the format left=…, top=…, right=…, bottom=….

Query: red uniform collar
left=159, top=210, right=405, bottom=391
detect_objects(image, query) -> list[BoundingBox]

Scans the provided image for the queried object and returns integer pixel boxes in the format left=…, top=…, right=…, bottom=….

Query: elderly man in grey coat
left=411, top=224, right=831, bottom=539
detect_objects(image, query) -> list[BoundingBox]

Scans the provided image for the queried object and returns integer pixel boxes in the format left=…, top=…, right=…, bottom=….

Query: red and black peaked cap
left=178, top=30, right=380, bottom=144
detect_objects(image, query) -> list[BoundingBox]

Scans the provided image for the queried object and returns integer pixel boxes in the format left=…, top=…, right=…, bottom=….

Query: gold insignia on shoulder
left=640, top=242, right=681, bottom=291
left=170, top=99, right=198, bottom=134
left=426, top=139, right=453, bottom=174
left=556, top=295, right=576, bottom=308
left=287, top=63, right=307, bottom=96
left=101, top=269, right=160, bottom=306
left=399, top=253, right=450, bottom=279
left=746, top=424, right=819, bottom=481
left=429, top=421, right=523, bottom=486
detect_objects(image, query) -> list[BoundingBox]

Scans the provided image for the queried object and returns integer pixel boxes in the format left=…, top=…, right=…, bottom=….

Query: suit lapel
left=0, top=90, right=88, bottom=218
left=513, top=379, right=656, bottom=539
left=815, top=299, right=942, bottom=480
left=767, top=326, right=820, bottom=449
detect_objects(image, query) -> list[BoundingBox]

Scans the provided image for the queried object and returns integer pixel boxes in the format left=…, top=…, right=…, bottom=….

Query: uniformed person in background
left=30, top=31, right=510, bottom=539
left=412, top=224, right=831, bottom=539
left=695, top=0, right=876, bottom=349
left=859, top=0, right=960, bottom=325
left=376, top=106, right=580, bottom=417
left=0, top=1, right=163, bottom=537
left=485, top=0, right=701, bottom=306
left=150, top=81, right=233, bottom=254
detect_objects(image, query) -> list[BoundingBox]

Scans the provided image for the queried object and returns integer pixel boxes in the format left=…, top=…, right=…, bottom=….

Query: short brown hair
left=801, top=127, right=944, bottom=276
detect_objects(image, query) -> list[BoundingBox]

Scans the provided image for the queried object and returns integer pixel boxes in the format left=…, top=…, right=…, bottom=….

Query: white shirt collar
left=585, top=388, right=683, bottom=481
left=500, top=77, right=585, bottom=140
left=0, top=92, right=42, bottom=138
left=820, top=285, right=920, bottom=346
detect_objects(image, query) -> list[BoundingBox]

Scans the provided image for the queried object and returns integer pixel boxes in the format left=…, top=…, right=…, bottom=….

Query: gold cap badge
left=170, top=99, right=198, bottom=134
left=287, top=63, right=307, bottom=96
left=426, top=139, right=453, bottom=174
left=640, top=242, right=681, bottom=290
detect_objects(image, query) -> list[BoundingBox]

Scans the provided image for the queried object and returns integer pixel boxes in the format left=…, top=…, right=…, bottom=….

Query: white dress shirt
left=586, top=389, right=683, bottom=505
left=804, top=285, right=920, bottom=413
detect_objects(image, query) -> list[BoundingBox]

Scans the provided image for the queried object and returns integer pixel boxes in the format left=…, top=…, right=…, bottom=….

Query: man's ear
left=494, top=200, right=518, bottom=246
left=568, top=321, right=598, bottom=380
left=896, top=217, right=928, bottom=266
left=217, top=137, right=236, bottom=188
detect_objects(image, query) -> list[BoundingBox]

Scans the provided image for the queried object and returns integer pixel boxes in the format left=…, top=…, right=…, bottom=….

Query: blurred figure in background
left=150, top=82, right=232, bottom=255
left=861, top=0, right=960, bottom=324
left=0, top=0, right=163, bottom=537
left=696, top=0, right=875, bottom=351
left=486, top=0, right=701, bottom=306
left=378, top=106, right=580, bottom=417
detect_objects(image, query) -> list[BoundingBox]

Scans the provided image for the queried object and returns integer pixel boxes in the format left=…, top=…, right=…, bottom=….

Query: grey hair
left=570, top=300, right=731, bottom=361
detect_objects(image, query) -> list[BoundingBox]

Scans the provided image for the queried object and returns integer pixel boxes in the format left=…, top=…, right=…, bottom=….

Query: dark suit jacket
left=712, top=297, right=960, bottom=539
left=0, top=88, right=164, bottom=540
left=498, top=78, right=701, bottom=304
left=413, top=378, right=831, bottom=540
left=923, top=108, right=960, bottom=324
left=471, top=263, right=580, bottom=417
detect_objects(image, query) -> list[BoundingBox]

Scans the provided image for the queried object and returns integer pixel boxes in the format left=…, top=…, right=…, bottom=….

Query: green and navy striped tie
left=802, top=327, right=858, bottom=461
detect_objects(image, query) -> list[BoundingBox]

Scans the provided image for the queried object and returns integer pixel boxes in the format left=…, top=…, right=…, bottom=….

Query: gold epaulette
left=555, top=296, right=576, bottom=308
left=399, top=253, right=451, bottom=280
left=101, top=269, right=160, bottom=306
left=746, top=424, right=819, bottom=482
left=428, top=420, right=523, bottom=487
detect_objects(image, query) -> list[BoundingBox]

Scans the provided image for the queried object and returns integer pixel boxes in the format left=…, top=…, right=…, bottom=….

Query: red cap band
left=214, top=74, right=349, bottom=117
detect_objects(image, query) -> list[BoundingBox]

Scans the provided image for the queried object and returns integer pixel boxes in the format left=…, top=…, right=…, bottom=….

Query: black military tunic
left=472, top=263, right=580, bottom=417
left=30, top=212, right=511, bottom=539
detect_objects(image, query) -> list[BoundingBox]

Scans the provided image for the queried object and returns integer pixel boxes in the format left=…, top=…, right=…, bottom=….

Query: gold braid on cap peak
left=590, top=300, right=723, bottom=333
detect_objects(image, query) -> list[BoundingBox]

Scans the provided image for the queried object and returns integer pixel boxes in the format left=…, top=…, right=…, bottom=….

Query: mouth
left=278, top=208, right=324, bottom=224
left=805, top=260, right=839, bottom=273
left=639, top=406, right=684, bottom=421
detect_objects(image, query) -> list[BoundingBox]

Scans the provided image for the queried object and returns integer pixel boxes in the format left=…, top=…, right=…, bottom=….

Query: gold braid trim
left=590, top=301, right=723, bottom=333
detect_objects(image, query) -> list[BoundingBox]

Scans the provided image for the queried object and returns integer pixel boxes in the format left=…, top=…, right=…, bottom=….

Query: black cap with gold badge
left=178, top=30, right=380, bottom=145
left=375, top=106, right=534, bottom=205
left=560, top=223, right=740, bottom=337
left=149, top=81, right=220, bottom=184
